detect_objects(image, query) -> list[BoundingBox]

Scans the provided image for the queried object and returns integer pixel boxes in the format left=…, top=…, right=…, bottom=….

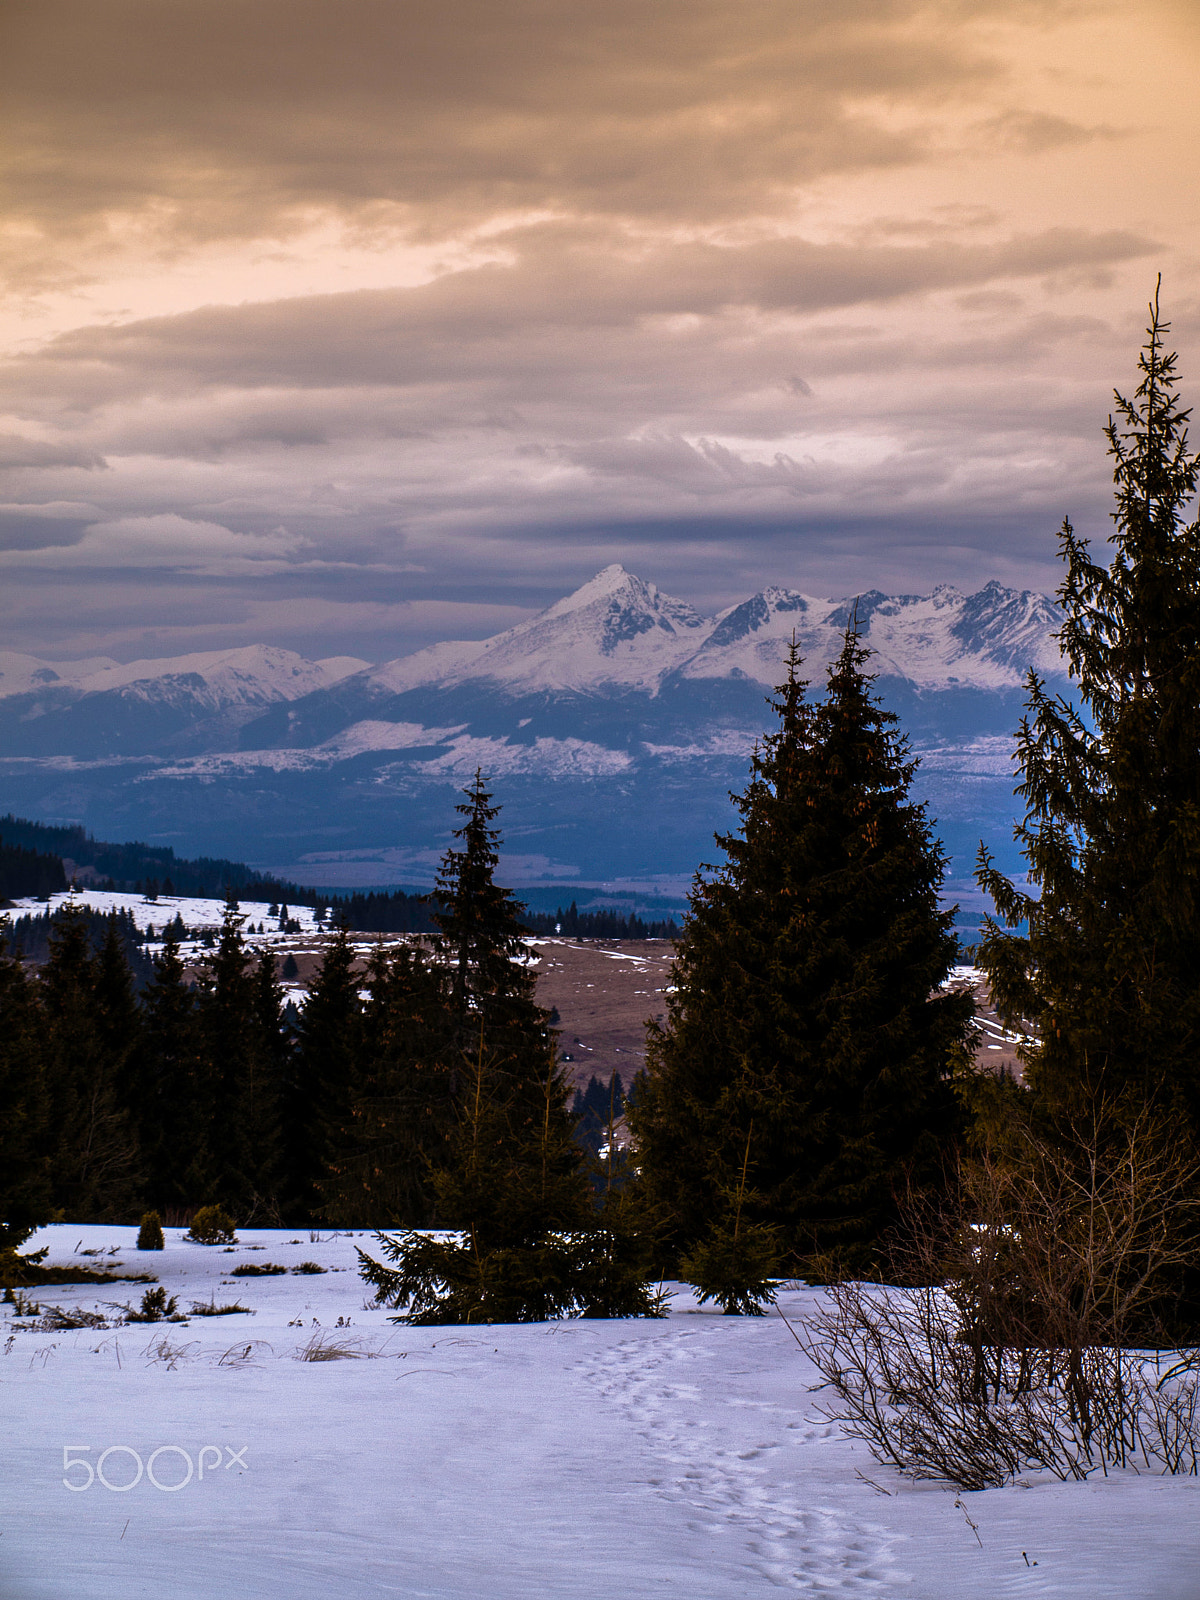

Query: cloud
left=0, top=512, right=310, bottom=573
left=0, top=0, right=1193, bottom=665
left=0, top=0, right=1055, bottom=277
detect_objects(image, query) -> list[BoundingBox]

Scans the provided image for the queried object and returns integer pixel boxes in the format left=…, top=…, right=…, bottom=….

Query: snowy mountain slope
left=678, top=581, right=1063, bottom=692
left=0, top=646, right=372, bottom=760
left=369, top=564, right=708, bottom=697
left=0, top=644, right=366, bottom=704
left=0, top=649, right=121, bottom=695
left=0, top=567, right=1066, bottom=888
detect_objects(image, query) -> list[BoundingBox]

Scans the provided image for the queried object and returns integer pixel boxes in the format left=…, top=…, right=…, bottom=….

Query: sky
left=1, top=0, right=1198, bottom=664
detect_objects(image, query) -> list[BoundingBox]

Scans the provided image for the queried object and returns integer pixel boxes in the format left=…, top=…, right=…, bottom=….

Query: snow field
left=3, top=1226, right=1199, bottom=1598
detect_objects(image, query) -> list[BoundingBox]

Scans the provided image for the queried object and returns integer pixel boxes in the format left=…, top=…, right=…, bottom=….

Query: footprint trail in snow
left=576, top=1321, right=905, bottom=1593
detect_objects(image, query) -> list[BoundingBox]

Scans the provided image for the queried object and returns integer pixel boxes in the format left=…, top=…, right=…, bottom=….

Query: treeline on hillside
left=3, top=905, right=154, bottom=983
left=326, top=888, right=437, bottom=934
left=0, top=838, right=68, bottom=901
left=0, top=814, right=314, bottom=905
left=523, top=901, right=680, bottom=940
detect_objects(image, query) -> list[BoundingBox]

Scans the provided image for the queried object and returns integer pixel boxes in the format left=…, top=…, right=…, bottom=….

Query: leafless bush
left=26, top=1304, right=110, bottom=1330
left=797, top=1107, right=1200, bottom=1488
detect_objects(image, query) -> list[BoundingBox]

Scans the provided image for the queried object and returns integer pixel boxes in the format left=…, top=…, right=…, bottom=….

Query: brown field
left=221, top=933, right=1024, bottom=1087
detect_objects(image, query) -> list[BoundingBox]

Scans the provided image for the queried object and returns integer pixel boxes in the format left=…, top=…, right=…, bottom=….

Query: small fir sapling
left=136, top=1210, right=165, bottom=1250
left=679, top=1124, right=780, bottom=1315
left=186, top=1204, right=237, bottom=1245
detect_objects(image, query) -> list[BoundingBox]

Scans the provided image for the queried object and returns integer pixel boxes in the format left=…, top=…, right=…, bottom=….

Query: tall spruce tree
left=358, top=774, right=593, bottom=1321
left=136, top=933, right=208, bottom=1213
left=244, top=946, right=288, bottom=1218
left=38, top=904, right=138, bottom=1219
left=194, top=894, right=258, bottom=1214
left=977, top=288, right=1200, bottom=1131
left=325, top=942, right=455, bottom=1226
left=633, top=631, right=973, bottom=1283
left=0, top=936, right=51, bottom=1273
left=291, top=924, right=363, bottom=1220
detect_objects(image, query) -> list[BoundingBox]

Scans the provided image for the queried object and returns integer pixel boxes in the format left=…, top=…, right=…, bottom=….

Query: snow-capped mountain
left=370, top=565, right=709, bottom=697
left=0, top=644, right=366, bottom=704
left=0, top=567, right=1065, bottom=892
left=325, top=563, right=1063, bottom=711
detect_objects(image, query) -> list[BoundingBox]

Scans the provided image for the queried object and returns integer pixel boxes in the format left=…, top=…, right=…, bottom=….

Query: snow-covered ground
left=0, top=889, right=322, bottom=937
left=4, top=1225, right=1197, bottom=1599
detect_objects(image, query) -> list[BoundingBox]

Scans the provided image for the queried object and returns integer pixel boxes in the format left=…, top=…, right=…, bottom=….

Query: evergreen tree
left=290, top=924, right=362, bottom=1220
left=94, top=921, right=143, bottom=1130
left=136, top=933, right=208, bottom=1212
left=0, top=936, right=51, bottom=1272
left=194, top=894, right=257, bottom=1214
left=978, top=287, right=1200, bottom=1132
left=244, top=946, right=288, bottom=1215
left=38, top=904, right=138, bottom=1219
left=325, top=941, right=455, bottom=1226
left=359, top=774, right=595, bottom=1321
left=633, top=631, right=973, bottom=1283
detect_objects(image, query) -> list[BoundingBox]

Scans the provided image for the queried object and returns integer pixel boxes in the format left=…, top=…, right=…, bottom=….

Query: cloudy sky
left=1, top=0, right=1197, bottom=663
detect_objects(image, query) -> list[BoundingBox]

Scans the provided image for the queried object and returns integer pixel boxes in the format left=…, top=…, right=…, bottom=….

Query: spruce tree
left=194, top=894, right=257, bottom=1214
left=94, top=921, right=143, bottom=1137
left=136, top=933, right=208, bottom=1213
left=38, top=904, right=138, bottom=1219
left=290, top=924, right=363, bottom=1220
left=633, top=631, right=973, bottom=1283
left=244, top=945, right=288, bottom=1217
left=0, top=936, right=51, bottom=1274
left=358, top=774, right=594, bottom=1321
left=978, top=287, right=1200, bottom=1132
left=325, top=941, right=455, bottom=1226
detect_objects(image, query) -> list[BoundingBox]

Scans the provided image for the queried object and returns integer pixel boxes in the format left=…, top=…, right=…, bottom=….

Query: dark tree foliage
left=359, top=773, right=598, bottom=1322
left=194, top=895, right=260, bottom=1215
left=0, top=838, right=67, bottom=901
left=135, top=934, right=209, bottom=1213
left=977, top=289, right=1200, bottom=1135
left=523, top=903, right=680, bottom=940
left=572, top=1072, right=627, bottom=1162
left=38, top=906, right=139, bottom=1219
left=327, top=888, right=437, bottom=934
left=0, top=937, right=51, bottom=1268
left=3, top=904, right=153, bottom=984
left=244, top=946, right=289, bottom=1217
left=633, top=631, right=973, bottom=1286
left=325, top=942, right=455, bottom=1226
left=289, top=925, right=363, bottom=1220
left=0, top=813, right=314, bottom=904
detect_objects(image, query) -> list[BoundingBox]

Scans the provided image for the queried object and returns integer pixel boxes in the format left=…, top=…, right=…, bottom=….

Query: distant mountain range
left=0, top=567, right=1066, bottom=911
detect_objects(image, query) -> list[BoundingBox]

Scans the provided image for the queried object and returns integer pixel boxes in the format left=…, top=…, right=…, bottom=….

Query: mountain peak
left=543, top=563, right=640, bottom=619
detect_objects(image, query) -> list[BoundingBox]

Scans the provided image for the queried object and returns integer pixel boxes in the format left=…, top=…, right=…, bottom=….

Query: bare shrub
left=797, top=1107, right=1200, bottom=1487
left=25, top=1304, right=110, bottom=1331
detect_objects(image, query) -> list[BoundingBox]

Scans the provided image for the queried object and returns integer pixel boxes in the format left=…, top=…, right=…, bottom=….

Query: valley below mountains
left=0, top=565, right=1065, bottom=915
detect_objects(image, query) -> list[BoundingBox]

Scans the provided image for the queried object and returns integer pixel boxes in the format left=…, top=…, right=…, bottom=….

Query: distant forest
left=1, top=818, right=679, bottom=941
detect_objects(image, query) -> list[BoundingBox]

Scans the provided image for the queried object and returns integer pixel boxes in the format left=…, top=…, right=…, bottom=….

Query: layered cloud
left=0, top=0, right=1196, bottom=658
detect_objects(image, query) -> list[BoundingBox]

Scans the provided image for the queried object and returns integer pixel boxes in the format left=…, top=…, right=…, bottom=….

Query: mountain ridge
left=0, top=566, right=1066, bottom=891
